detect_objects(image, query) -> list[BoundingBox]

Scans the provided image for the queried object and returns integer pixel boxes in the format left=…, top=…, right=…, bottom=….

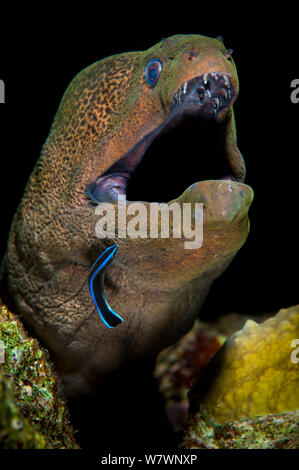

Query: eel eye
left=145, top=58, right=162, bottom=87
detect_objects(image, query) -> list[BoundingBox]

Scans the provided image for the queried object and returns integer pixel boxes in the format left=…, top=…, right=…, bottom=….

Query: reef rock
left=188, top=306, right=299, bottom=422
left=0, top=300, right=79, bottom=449
left=180, top=305, right=299, bottom=448
left=181, top=410, right=298, bottom=449
left=154, top=312, right=269, bottom=432
left=155, top=306, right=299, bottom=448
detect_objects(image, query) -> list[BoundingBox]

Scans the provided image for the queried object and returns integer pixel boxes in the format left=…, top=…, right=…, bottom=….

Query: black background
left=0, top=2, right=298, bottom=451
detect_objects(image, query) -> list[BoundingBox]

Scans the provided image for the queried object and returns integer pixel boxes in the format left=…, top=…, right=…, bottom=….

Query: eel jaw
left=86, top=71, right=243, bottom=204
left=170, top=72, right=235, bottom=119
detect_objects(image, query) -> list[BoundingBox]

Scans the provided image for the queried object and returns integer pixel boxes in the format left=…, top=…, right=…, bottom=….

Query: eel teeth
left=172, top=72, right=233, bottom=112
left=224, top=75, right=230, bottom=88
left=214, top=97, right=220, bottom=109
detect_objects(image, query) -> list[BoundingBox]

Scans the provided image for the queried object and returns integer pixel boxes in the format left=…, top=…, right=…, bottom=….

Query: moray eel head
left=3, top=34, right=253, bottom=395
left=81, top=35, right=252, bottom=295
left=86, top=34, right=245, bottom=204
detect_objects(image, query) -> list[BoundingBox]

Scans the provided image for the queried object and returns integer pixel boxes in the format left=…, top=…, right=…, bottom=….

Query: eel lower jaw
left=87, top=71, right=245, bottom=205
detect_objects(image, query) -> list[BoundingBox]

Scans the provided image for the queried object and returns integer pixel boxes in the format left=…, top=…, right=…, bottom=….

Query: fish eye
left=145, top=58, right=162, bottom=87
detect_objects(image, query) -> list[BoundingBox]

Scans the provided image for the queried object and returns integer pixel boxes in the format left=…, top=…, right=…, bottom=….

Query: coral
left=155, top=306, right=299, bottom=448
left=154, top=312, right=270, bottom=432
left=180, top=305, right=299, bottom=449
left=0, top=300, right=79, bottom=449
left=189, top=305, right=299, bottom=424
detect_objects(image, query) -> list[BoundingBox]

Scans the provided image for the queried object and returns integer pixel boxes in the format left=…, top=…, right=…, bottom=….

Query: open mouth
left=87, top=72, right=244, bottom=204
left=171, top=71, right=233, bottom=116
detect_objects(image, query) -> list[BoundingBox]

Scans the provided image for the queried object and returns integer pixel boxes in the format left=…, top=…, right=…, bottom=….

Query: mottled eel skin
left=2, top=35, right=253, bottom=396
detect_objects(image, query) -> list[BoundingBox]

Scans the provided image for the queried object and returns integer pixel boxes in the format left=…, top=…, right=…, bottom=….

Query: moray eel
left=2, top=34, right=253, bottom=396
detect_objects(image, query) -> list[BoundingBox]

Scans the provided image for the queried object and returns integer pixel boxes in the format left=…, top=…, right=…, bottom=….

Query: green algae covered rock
left=181, top=305, right=299, bottom=449
left=181, top=410, right=299, bottom=449
left=0, top=300, right=79, bottom=449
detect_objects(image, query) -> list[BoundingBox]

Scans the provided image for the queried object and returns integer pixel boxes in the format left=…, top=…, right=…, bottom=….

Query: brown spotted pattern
left=53, top=52, right=140, bottom=151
